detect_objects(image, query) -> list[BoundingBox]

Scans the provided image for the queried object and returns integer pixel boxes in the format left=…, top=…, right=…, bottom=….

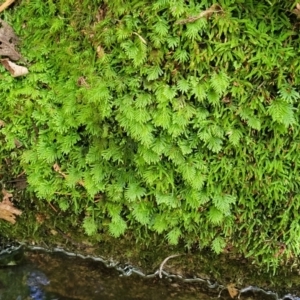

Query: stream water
left=0, top=245, right=300, bottom=300
left=0, top=247, right=210, bottom=300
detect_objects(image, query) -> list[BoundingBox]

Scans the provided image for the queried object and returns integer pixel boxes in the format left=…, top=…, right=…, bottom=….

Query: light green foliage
left=109, top=215, right=127, bottom=237
left=83, top=216, right=97, bottom=236
left=167, top=227, right=182, bottom=245
left=1, top=0, right=300, bottom=268
left=212, top=236, right=227, bottom=254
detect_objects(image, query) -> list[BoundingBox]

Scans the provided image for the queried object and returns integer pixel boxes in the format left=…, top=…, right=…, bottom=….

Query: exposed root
left=159, top=254, right=183, bottom=278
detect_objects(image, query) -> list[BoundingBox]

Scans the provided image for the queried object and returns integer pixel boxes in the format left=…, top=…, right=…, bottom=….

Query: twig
left=159, top=254, right=182, bottom=278
left=16, top=171, right=25, bottom=178
left=218, top=287, right=226, bottom=298
left=175, top=4, right=223, bottom=25
left=133, top=32, right=147, bottom=44
left=53, top=163, right=85, bottom=187
left=48, top=202, right=58, bottom=213
left=0, top=0, right=15, bottom=13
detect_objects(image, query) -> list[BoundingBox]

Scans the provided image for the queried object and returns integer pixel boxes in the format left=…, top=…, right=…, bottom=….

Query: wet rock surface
left=0, top=246, right=299, bottom=300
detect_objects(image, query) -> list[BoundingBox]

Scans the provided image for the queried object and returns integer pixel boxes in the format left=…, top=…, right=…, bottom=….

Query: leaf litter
left=227, top=283, right=239, bottom=298
left=0, top=18, right=28, bottom=76
left=0, top=189, right=22, bottom=224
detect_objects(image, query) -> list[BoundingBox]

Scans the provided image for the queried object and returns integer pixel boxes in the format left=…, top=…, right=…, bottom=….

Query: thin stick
left=175, top=5, right=223, bottom=25
left=53, top=163, right=85, bottom=187
left=159, top=254, right=182, bottom=278
left=133, top=32, right=147, bottom=44
left=16, top=171, right=25, bottom=178
left=48, top=202, right=58, bottom=213
left=0, top=0, right=15, bottom=13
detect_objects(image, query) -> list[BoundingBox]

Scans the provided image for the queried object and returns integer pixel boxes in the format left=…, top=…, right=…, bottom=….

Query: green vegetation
left=1, top=0, right=300, bottom=269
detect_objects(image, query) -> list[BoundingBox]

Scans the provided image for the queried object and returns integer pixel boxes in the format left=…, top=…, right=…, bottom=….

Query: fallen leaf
left=96, top=45, right=105, bottom=59
left=77, top=76, right=90, bottom=88
left=0, top=19, right=21, bottom=60
left=292, top=3, right=300, bottom=18
left=0, top=199, right=22, bottom=224
left=50, top=229, right=58, bottom=235
left=95, top=7, right=106, bottom=22
left=1, top=58, right=28, bottom=77
left=36, top=213, right=45, bottom=224
left=227, top=283, right=239, bottom=299
left=2, top=188, right=13, bottom=201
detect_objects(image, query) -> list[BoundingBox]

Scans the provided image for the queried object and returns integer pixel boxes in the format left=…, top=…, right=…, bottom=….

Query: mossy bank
left=1, top=0, right=300, bottom=270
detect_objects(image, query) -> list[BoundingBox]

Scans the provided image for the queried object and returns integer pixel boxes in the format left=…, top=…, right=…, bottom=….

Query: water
left=0, top=248, right=209, bottom=300
left=0, top=247, right=299, bottom=300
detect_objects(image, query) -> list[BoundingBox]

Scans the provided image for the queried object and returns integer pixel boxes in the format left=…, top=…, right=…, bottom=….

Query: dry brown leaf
left=0, top=19, right=21, bottom=60
left=96, top=45, right=105, bottom=59
left=292, top=3, right=300, bottom=18
left=36, top=213, right=45, bottom=224
left=77, top=76, right=90, bottom=88
left=0, top=199, right=22, bottom=224
left=50, top=229, right=58, bottom=235
left=1, top=58, right=28, bottom=77
left=227, top=283, right=239, bottom=299
left=2, top=188, right=13, bottom=201
left=95, top=7, right=106, bottom=22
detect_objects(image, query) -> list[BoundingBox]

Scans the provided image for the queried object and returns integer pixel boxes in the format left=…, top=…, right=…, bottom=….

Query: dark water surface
left=0, top=249, right=209, bottom=300
left=0, top=247, right=299, bottom=300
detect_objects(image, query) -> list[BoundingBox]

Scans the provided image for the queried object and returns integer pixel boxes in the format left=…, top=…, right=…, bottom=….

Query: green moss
left=0, top=0, right=300, bottom=270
